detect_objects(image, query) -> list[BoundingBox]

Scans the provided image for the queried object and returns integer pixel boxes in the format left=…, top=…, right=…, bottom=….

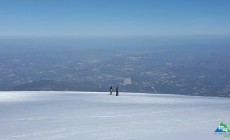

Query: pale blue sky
left=0, top=0, right=230, bottom=38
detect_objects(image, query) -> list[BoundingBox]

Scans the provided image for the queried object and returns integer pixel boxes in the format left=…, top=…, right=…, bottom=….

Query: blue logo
left=215, top=122, right=230, bottom=138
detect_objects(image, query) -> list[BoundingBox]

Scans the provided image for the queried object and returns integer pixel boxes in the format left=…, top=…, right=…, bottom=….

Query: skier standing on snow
left=116, top=86, right=119, bottom=96
left=109, top=86, right=113, bottom=95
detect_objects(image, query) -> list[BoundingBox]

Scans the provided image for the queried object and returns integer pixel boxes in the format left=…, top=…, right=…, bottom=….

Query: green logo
left=215, top=122, right=230, bottom=138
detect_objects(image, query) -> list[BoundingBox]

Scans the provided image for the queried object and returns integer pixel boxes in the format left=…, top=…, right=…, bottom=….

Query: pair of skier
left=110, top=86, right=119, bottom=96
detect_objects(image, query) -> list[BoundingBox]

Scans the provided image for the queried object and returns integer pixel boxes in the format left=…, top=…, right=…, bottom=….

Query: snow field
left=0, top=91, right=230, bottom=140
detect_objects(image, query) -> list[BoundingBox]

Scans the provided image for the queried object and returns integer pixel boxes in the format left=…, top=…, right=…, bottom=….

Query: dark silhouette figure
left=109, top=86, right=113, bottom=95
left=116, top=86, right=119, bottom=96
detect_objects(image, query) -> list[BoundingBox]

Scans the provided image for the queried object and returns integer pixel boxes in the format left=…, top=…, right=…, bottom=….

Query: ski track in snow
left=0, top=91, right=229, bottom=140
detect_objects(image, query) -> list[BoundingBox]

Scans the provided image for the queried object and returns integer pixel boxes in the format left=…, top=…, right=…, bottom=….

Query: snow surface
left=0, top=91, right=230, bottom=140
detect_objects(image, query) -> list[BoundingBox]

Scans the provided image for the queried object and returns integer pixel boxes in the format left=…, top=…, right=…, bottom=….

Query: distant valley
left=0, top=38, right=230, bottom=97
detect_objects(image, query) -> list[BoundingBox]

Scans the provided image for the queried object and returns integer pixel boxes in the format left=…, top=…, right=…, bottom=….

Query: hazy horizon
left=1, top=0, right=230, bottom=38
left=0, top=1, right=230, bottom=96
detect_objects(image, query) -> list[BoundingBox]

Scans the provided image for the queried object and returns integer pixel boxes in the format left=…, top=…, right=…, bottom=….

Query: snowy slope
left=0, top=91, right=229, bottom=140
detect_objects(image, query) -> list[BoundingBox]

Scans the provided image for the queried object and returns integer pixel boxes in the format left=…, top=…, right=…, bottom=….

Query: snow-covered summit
left=0, top=91, right=229, bottom=140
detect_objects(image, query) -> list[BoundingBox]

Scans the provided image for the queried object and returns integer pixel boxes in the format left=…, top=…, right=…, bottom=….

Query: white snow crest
left=0, top=91, right=230, bottom=140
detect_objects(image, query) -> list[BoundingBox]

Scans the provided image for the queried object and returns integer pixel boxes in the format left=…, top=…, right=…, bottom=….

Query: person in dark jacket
left=109, top=86, right=113, bottom=95
left=116, top=86, right=119, bottom=96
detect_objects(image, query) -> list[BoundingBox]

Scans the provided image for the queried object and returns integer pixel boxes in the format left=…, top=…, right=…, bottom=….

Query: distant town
left=0, top=44, right=230, bottom=97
